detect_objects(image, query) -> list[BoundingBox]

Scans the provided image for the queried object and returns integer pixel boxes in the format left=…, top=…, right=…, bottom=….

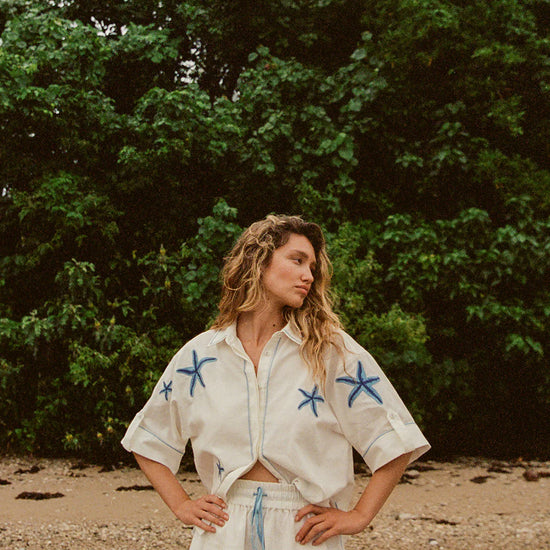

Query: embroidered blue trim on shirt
left=361, top=421, right=418, bottom=459
left=243, top=359, right=254, bottom=460
left=297, top=385, right=325, bottom=417
left=176, top=350, right=217, bottom=397
left=260, top=338, right=286, bottom=480
left=336, top=361, right=383, bottom=407
left=216, top=459, right=225, bottom=478
left=159, top=380, right=172, bottom=401
left=137, top=425, right=184, bottom=455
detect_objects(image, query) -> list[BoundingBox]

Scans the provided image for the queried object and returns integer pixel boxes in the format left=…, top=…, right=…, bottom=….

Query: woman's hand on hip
left=294, top=505, right=369, bottom=545
left=175, top=494, right=229, bottom=533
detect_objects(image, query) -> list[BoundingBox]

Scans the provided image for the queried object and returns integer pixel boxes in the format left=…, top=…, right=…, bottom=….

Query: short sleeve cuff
left=121, top=414, right=185, bottom=475
left=362, top=421, right=430, bottom=473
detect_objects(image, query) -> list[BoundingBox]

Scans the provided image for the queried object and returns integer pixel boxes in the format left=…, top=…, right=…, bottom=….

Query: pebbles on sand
left=1, top=456, right=549, bottom=549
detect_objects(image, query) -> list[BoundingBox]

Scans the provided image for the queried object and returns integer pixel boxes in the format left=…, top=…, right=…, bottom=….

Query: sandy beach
left=1, top=456, right=549, bottom=549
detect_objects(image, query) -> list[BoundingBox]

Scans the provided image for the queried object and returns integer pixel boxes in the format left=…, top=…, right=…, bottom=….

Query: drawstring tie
left=251, top=487, right=266, bottom=550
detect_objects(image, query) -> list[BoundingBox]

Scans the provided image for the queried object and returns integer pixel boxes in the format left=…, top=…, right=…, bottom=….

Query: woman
left=121, top=214, right=430, bottom=549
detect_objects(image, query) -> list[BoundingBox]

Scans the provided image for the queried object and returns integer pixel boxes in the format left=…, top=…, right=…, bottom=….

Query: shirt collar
left=207, top=320, right=303, bottom=347
left=281, top=322, right=303, bottom=345
left=207, top=323, right=236, bottom=347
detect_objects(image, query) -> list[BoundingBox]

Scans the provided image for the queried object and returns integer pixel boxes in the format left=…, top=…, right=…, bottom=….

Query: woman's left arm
left=295, top=451, right=413, bottom=546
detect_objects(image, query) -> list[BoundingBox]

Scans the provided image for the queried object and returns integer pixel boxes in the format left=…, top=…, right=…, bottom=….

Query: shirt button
left=264, top=351, right=271, bottom=356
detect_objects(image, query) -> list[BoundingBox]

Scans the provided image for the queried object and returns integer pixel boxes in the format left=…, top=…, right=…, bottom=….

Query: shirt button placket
left=246, top=360, right=261, bottom=460
left=255, top=346, right=271, bottom=460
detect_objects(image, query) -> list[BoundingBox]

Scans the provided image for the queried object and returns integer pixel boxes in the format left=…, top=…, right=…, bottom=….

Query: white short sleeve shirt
left=121, top=322, right=430, bottom=508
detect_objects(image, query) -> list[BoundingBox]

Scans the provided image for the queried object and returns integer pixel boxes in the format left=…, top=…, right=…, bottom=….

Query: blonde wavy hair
left=211, top=214, right=343, bottom=388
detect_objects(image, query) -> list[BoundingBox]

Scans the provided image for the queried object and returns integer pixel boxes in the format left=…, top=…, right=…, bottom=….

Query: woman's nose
left=302, top=268, right=314, bottom=282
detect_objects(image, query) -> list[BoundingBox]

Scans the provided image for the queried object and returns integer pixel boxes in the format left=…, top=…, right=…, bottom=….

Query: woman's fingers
left=204, top=494, right=227, bottom=509
left=195, top=517, right=217, bottom=533
left=295, top=503, right=326, bottom=522
left=297, top=508, right=371, bottom=544
left=177, top=494, right=229, bottom=532
left=197, top=495, right=229, bottom=527
left=295, top=510, right=327, bottom=542
left=201, top=507, right=228, bottom=526
left=202, top=501, right=229, bottom=520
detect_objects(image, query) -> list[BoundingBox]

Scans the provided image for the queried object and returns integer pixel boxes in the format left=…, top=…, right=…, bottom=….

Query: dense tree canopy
left=1, top=0, right=549, bottom=463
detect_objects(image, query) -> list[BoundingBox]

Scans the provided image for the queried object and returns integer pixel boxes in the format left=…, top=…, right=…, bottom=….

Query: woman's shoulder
left=169, top=328, right=220, bottom=361
left=333, top=328, right=367, bottom=355
left=326, top=328, right=378, bottom=373
left=187, top=327, right=220, bottom=347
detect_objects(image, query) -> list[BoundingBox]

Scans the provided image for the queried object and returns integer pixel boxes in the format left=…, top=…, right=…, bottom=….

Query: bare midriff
left=239, top=461, right=279, bottom=483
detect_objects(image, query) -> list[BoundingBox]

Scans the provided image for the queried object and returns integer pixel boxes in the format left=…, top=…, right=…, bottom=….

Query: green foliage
left=0, top=197, right=240, bottom=461
left=1, top=0, right=550, bottom=461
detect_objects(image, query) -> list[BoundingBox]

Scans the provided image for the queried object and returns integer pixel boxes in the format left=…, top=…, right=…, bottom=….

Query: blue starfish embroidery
left=297, top=385, right=325, bottom=417
left=176, top=350, right=217, bottom=397
left=336, top=361, right=383, bottom=407
left=159, top=380, right=173, bottom=401
left=216, top=459, right=224, bottom=478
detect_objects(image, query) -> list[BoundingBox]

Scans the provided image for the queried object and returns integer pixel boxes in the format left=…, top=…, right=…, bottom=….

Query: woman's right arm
left=133, top=452, right=229, bottom=532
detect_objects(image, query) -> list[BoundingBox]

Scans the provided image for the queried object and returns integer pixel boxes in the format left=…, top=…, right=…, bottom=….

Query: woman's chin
left=286, top=297, right=306, bottom=309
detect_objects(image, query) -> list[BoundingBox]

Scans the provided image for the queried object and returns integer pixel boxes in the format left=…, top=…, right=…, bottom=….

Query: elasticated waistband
left=227, top=479, right=308, bottom=510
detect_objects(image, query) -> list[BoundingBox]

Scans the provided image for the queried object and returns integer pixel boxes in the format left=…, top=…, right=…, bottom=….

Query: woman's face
left=261, top=233, right=316, bottom=310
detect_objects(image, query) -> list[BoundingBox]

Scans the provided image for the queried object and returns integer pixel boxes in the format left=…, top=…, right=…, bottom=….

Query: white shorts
left=189, top=479, right=345, bottom=550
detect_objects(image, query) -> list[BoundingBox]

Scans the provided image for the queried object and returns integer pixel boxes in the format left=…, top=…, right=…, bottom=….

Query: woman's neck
left=236, top=308, right=285, bottom=347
